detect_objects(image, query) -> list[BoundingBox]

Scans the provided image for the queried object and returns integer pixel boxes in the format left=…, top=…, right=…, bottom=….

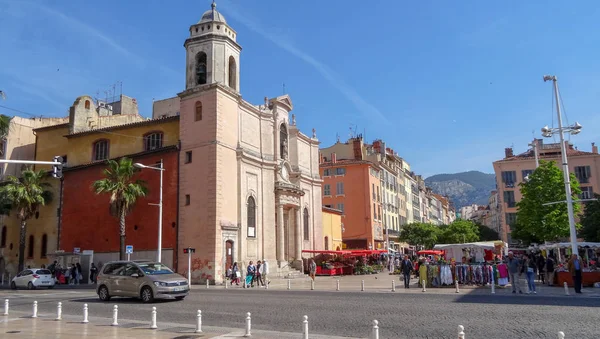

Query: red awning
left=417, top=250, right=444, bottom=255
left=302, top=250, right=350, bottom=255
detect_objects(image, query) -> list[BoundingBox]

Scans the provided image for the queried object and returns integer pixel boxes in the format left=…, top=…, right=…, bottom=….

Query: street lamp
left=134, top=159, right=165, bottom=263
left=541, top=75, right=582, bottom=256
left=528, top=141, right=540, bottom=168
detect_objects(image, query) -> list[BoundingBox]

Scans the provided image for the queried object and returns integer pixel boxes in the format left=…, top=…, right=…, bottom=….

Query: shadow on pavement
left=454, top=292, right=600, bottom=307
left=70, top=297, right=180, bottom=305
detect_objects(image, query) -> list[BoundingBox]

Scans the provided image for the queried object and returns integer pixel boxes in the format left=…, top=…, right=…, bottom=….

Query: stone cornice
left=275, top=181, right=305, bottom=196
left=178, top=83, right=241, bottom=101
left=289, top=126, right=319, bottom=145
left=184, top=34, right=242, bottom=51
left=237, top=147, right=277, bottom=168
left=238, top=99, right=274, bottom=119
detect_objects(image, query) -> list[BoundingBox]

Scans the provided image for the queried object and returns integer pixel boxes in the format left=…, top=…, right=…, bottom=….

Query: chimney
left=592, top=142, right=598, bottom=154
left=331, top=153, right=337, bottom=164
left=504, top=147, right=513, bottom=158
left=319, top=152, right=324, bottom=164
left=352, top=138, right=363, bottom=160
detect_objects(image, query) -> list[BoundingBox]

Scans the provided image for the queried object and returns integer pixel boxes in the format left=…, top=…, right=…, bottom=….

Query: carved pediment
left=220, top=220, right=238, bottom=231
left=270, top=95, right=293, bottom=112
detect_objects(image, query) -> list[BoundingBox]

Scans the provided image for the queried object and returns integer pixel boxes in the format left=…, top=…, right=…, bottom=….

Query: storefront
left=539, top=242, right=600, bottom=287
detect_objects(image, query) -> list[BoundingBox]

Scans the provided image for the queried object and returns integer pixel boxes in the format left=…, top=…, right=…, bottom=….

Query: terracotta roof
left=65, top=116, right=179, bottom=138
left=322, top=206, right=343, bottom=215
left=497, top=148, right=599, bottom=162
left=63, top=145, right=178, bottom=172
left=33, top=123, right=69, bottom=132
left=319, top=159, right=378, bottom=168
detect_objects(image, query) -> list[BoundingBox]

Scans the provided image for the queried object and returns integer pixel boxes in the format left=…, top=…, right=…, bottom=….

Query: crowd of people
left=226, top=260, right=270, bottom=288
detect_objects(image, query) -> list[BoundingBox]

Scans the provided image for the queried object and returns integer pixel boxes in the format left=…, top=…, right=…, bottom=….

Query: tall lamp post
left=541, top=75, right=582, bottom=256
left=528, top=141, right=540, bottom=168
left=134, top=159, right=164, bottom=263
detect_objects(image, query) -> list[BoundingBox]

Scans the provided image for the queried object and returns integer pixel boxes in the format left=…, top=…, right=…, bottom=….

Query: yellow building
left=322, top=206, right=343, bottom=251
left=0, top=94, right=179, bottom=276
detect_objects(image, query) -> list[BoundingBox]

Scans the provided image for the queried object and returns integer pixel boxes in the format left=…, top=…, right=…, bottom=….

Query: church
left=153, top=1, right=323, bottom=283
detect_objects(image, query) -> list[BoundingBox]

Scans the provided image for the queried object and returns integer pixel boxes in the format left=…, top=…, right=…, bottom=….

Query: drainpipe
left=56, top=176, right=64, bottom=251
left=175, top=141, right=181, bottom=272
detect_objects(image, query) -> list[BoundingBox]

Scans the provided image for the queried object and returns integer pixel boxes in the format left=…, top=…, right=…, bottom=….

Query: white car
left=11, top=268, right=55, bottom=290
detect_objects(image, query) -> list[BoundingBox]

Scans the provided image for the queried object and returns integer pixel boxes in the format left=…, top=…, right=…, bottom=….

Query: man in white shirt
left=261, top=259, right=270, bottom=286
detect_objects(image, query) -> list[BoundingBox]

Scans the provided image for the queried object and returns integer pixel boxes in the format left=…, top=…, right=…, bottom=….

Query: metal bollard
left=558, top=331, right=565, bottom=339
left=150, top=306, right=157, bottom=329
left=287, top=279, right=291, bottom=290
left=303, top=315, right=309, bottom=339
left=225, top=280, right=228, bottom=289
left=336, top=280, right=340, bottom=291
left=112, top=305, right=119, bottom=326
left=422, top=280, right=426, bottom=292
left=244, top=312, right=251, bottom=337
left=458, top=325, right=465, bottom=339
left=56, top=302, right=62, bottom=320
left=455, top=281, right=460, bottom=293
left=311, top=279, right=314, bottom=290
left=32, top=301, right=38, bottom=318
left=564, top=282, right=570, bottom=296
left=491, top=281, right=495, bottom=294
left=206, top=280, right=209, bottom=289
left=372, top=320, right=380, bottom=339
left=392, top=280, right=396, bottom=292
left=361, top=280, right=365, bottom=291
left=3, top=299, right=8, bottom=316
left=82, top=304, right=89, bottom=323
left=195, top=310, right=202, bottom=333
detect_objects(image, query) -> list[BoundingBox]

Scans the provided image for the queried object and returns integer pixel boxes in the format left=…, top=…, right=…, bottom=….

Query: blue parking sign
left=126, top=245, right=133, bottom=254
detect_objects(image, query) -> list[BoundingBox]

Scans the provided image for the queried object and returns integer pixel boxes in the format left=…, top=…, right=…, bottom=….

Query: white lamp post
left=134, top=159, right=164, bottom=263
left=541, top=75, right=582, bottom=256
left=528, top=141, right=539, bottom=168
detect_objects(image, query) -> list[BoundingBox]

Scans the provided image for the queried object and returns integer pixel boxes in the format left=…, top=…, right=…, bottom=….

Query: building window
left=372, top=184, right=376, bottom=200
left=195, top=101, right=202, bottom=121
left=574, top=166, right=591, bottom=184
left=324, top=236, right=329, bottom=250
left=335, top=168, right=346, bottom=175
left=228, top=56, right=237, bottom=89
left=196, top=52, right=207, bottom=85
left=27, top=235, right=34, bottom=258
left=377, top=187, right=380, bottom=201
left=505, top=213, right=517, bottom=226
left=373, top=203, right=376, bottom=219
left=84, top=100, right=91, bottom=109
left=93, top=139, right=109, bottom=161
left=323, top=184, right=331, bottom=196
left=378, top=206, right=381, bottom=220
left=41, top=234, right=48, bottom=258
left=185, top=195, right=191, bottom=205
left=247, top=197, right=256, bottom=238
left=522, top=169, right=534, bottom=181
left=144, top=132, right=163, bottom=151
left=185, top=151, right=192, bottom=163
left=337, top=203, right=344, bottom=214
left=303, top=208, right=309, bottom=241
left=0, top=226, right=6, bottom=248
left=579, top=186, right=594, bottom=200
left=323, top=169, right=331, bottom=176
left=503, top=191, right=516, bottom=208
left=501, top=171, right=517, bottom=188
left=336, top=182, right=344, bottom=195
left=279, top=124, right=288, bottom=160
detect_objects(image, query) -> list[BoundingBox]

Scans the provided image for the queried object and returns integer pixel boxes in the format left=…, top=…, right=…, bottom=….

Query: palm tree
left=0, top=168, right=53, bottom=272
left=92, top=157, right=147, bottom=260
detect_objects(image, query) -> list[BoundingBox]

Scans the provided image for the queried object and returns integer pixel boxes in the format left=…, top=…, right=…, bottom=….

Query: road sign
left=126, top=245, right=133, bottom=254
left=73, top=248, right=80, bottom=254
left=183, top=247, right=196, bottom=254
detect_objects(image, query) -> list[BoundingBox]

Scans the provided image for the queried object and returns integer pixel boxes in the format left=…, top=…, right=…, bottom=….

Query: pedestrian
left=76, top=263, right=83, bottom=284
left=261, top=259, right=270, bottom=286
left=523, top=254, right=537, bottom=294
left=309, top=259, right=317, bottom=281
left=232, top=262, right=240, bottom=285
left=545, top=255, right=555, bottom=286
left=507, top=252, right=523, bottom=294
left=568, top=254, right=583, bottom=294
left=255, top=261, right=263, bottom=287
left=90, top=263, right=98, bottom=284
left=536, top=254, right=545, bottom=284
left=246, top=261, right=255, bottom=288
left=400, top=255, right=413, bottom=289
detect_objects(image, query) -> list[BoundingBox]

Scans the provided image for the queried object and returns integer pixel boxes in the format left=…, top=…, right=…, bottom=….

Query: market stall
left=302, top=249, right=388, bottom=276
left=434, top=241, right=507, bottom=263
left=539, top=242, right=600, bottom=287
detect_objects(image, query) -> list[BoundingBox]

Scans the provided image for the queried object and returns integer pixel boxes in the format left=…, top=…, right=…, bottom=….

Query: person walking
left=261, top=259, right=270, bottom=286
left=545, top=255, right=556, bottom=286
left=245, top=261, right=256, bottom=288
left=507, top=252, right=523, bottom=294
left=400, top=255, right=413, bottom=289
left=524, top=254, right=537, bottom=294
left=232, top=262, right=240, bottom=286
left=536, top=254, right=546, bottom=284
left=89, top=263, right=98, bottom=284
left=255, top=261, right=264, bottom=287
left=568, top=254, right=583, bottom=294
left=309, top=259, right=317, bottom=281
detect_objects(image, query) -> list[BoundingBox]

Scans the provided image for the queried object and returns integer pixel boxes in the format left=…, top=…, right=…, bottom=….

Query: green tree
left=0, top=114, right=10, bottom=139
left=438, top=219, right=480, bottom=244
left=0, top=168, right=53, bottom=272
left=580, top=193, right=600, bottom=242
left=513, top=160, right=582, bottom=244
left=92, top=158, right=148, bottom=260
left=476, top=223, right=500, bottom=241
left=399, top=222, right=440, bottom=248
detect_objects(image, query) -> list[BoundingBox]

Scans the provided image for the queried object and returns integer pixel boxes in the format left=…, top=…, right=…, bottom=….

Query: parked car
left=96, top=260, right=189, bottom=303
left=11, top=268, right=55, bottom=290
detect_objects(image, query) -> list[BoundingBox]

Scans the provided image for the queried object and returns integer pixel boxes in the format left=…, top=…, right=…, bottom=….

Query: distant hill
left=425, top=171, right=496, bottom=209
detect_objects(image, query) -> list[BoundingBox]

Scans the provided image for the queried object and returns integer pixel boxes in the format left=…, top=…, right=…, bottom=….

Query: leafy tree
left=92, top=158, right=147, bottom=260
left=513, top=160, right=582, bottom=244
left=476, top=223, right=500, bottom=241
left=399, top=222, right=440, bottom=248
left=580, top=193, right=600, bottom=242
left=0, top=168, right=53, bottom=272
left=0, top=114, right=10, bottom=140
left=438, top=220, right=480, bottom=244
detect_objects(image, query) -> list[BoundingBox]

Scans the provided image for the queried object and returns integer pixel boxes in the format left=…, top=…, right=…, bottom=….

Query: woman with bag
left=523, top=254, right=537, bottom=294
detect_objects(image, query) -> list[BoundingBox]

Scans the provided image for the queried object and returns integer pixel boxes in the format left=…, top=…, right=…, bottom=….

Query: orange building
left=320, top=155, right=383, bottom=250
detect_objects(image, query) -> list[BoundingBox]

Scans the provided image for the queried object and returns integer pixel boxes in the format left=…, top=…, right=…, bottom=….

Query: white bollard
left=372, top=320, right=380, bottom=339
left=311, top=279, right=314, bottom=290
left=361, top=280, right=365, bottom=291
left=491, top=281, right=495, bottom=294
left=455, top=281, right=460, bottom=293
left=150, top=307, right=157, bottom=329
left=392, top=280, right=396, bottom=292
left=112, top=305, right=119, bottom=326
left=564, top=282, right=570, bottom=296
left=32, top=301, right=38, bottom=318
left=55, top=302, right=62, bottom=320
left=336, top=280, right=340, bottom=291
left=3, top=299, right=8, bottom=316
left=82, top=304, right=89, bottom=323
left=225, top=280, right=228, bottom=289
left=422, top=280, right=426, bottom=292
left=458, top=325, right=465, bottom=339
left=195, top=310, right=202, bottom=333
left=303, top=315, right=309, bottom=339
left=558, top=331, right=565, bottom=339
left=206, top=280, right=209, bottom=289
left=244, top=312, right=251, bottom=337
left=287, top=279, right=291, bottom=290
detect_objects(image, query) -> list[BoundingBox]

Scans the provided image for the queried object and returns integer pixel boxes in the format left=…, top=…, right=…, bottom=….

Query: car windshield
left=137, top=263, right=174, bottom=275
left=36, top=269, right=51, bottom=275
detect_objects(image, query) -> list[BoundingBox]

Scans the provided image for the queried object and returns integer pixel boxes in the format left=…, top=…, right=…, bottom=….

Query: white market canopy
left=434, top=241, right=505, bottom=250
left=539, top=242, right=600, bottom=250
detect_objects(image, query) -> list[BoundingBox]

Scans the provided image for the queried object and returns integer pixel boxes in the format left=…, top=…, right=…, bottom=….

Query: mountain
left=424, top=171, right=496, bottom=209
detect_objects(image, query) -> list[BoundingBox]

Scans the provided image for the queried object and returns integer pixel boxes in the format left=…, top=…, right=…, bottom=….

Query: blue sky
left=1, top=0, right=599, bottom=177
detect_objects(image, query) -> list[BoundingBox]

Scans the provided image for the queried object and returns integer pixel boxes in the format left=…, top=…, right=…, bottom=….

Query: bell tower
left=184, top=1, right=241, bottom=92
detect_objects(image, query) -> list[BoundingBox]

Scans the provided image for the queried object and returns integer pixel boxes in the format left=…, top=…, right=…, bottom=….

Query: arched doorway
left=225, top=240, right=234, bottom=269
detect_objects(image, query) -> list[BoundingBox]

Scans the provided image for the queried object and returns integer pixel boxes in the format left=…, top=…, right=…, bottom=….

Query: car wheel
left=10, top=282, right=16, bottom=290
left=27, top=282, right=35, bottom=290
left=141, top=286, right=154, bottom=303
left=98, top=285, right=111, bottom=301
left=175, top=296, right=185, bottom=301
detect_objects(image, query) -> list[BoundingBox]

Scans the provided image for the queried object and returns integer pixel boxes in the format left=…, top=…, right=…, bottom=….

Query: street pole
left=529, top=142, right=539, bottom=168
left=188, top=250, right=192, bottom=288
left=157, top=159, right=163, bottom=264
left=548, top=76, right=579, bottom=256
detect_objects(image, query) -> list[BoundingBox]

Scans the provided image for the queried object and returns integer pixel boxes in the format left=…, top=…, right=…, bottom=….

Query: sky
left=1, top=0, right=600, bottom=178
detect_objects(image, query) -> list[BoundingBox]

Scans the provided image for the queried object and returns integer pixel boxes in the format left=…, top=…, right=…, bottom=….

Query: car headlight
left=153, top=281, right=167, bottom=287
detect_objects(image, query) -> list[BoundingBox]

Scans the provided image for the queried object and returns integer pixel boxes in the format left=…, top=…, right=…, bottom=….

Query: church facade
left=154, top=2, right=323, bottom=283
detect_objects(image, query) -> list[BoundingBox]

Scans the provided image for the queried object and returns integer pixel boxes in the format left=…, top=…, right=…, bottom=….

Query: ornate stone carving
left=312, top=128, right=316, bottom=138
left=220, top=220, right=238, bottom=231
left=291, top=114, right=296, bottom=126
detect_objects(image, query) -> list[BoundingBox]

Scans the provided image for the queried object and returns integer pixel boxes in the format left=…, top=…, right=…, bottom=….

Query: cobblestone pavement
left=1, top=280, right=598, bottom=339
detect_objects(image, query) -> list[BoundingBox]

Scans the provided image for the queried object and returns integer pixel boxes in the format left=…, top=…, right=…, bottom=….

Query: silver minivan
left=96, top=260, right=189, bottom=303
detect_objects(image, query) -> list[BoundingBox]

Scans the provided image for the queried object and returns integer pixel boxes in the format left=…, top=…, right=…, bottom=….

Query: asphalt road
left=2, top=288, right=599, bottom=339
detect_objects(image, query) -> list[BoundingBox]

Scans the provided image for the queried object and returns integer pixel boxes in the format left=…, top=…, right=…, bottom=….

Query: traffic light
left=183, top=247, right=196, bottom=254
left=52, top=156, right=63, bottom=178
